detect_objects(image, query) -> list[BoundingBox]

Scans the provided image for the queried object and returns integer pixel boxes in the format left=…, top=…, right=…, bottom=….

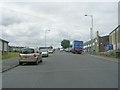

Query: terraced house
left=84, top=25, right=120, bottom=55
left=84, top=31, right=109, bottom=53
left=9, top=46, right=24, bottom=52
left=109, top=25, right=120, bottom=52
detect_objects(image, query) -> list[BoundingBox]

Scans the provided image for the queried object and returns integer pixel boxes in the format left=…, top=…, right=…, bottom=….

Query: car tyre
left=19, top=62, right=22, bottom=65
left=40, top=59, right=43, bottom=62
left=35, top=60, right=39, bottom=65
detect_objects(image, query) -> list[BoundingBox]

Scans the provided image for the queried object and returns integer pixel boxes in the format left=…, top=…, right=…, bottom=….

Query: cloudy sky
left=0, top=0, right=119, bottom=48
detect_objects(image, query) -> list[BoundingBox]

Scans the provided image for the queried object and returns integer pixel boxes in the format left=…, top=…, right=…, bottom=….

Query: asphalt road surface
left=2, top=51, right=118, bottom=88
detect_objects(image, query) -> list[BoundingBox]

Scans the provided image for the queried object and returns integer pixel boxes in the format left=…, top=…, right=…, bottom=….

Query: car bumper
left=19, top=59, right=37, bottom=63
left=71, top=50, right=82, bottom=53
left=42, top=54, right=48, bottom=57
left=48, top=52, right=53, bottom=54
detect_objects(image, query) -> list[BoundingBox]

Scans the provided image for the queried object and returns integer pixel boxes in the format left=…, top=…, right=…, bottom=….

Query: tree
left=61, top=39, right=70, bottom=49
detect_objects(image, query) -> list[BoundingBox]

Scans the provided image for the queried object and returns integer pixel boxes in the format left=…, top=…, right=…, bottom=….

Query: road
left=2, top=51, right=118, bottom=88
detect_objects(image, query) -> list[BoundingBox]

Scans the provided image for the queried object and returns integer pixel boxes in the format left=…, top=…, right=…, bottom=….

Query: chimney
left=96, top=31, right=99, bottom=37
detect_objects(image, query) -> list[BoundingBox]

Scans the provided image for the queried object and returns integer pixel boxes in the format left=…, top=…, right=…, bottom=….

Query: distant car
left=53, top=49, right=55, bottom=52
left=65, top=48, right=69, bottom=52
left=19, top=48, right=42, bottom=65
left=40, top=48, right=49, bottom=57
left=60, top=48, right=63, bottom=52
left=48, top=49, right=54, bottom=54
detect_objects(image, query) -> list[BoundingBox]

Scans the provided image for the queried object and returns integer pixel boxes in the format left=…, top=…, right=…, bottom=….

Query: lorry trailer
left=71, top=40, right=83, bottom=54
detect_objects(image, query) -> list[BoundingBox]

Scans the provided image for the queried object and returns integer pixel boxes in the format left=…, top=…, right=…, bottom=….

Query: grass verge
left=0, top=52, right=19, bottom=61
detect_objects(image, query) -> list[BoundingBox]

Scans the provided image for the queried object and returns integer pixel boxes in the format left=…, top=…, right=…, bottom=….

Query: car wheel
left=40, top=57, right=42, bottom=62
left=19, top=62, right=22, bottom=65
left=35, top=60, right=39, bottom=65
left=40, top=59, right=43, bottom=62
left=38, top=58, right=41, bottom=63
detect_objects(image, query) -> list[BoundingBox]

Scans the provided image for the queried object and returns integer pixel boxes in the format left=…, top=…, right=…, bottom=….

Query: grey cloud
left=1, top=2, right=118, bottom=48
left=1, top=8, right=23, bottom=26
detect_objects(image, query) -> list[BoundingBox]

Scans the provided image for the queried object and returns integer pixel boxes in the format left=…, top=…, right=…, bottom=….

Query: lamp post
left=85, top=14, right=93, bottom=53
left=45, top=29, right=50, bottom=48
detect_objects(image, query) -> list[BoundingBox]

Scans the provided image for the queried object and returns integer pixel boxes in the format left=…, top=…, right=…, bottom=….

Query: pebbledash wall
left=83, top=31, right=109, bottom=53
left=0, top=38, right=9, bottom=56
left=109, top=25, right=120, bottom=51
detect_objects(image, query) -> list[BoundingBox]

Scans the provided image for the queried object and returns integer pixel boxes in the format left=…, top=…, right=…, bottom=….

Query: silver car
left=40, top=48, right=49, bottom=57
left=19, top=48, right=42, bottom=65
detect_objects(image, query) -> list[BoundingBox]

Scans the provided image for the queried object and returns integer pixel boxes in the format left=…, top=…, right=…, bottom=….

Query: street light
left=45, top=29, right=50, bottom=48
left=85, top=14, right=93, bottom=53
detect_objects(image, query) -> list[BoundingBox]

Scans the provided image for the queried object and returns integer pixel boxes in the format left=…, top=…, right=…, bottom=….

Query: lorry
left=71, top=40, right=83, bottom=54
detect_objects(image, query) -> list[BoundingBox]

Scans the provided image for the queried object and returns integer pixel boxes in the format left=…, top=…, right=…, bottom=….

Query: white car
left=48, top=49, right=54, bottom=54
left=40, top=49, right=49, bottom=57
left=60, top=48, right=63, bottom=52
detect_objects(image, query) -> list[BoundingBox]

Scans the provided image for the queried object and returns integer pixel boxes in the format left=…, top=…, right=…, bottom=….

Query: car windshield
left=40, top=49, right=47, bottom=52
left=48, top=49, right=52, bottom=51
left=21, top=48, right=34, bottom=54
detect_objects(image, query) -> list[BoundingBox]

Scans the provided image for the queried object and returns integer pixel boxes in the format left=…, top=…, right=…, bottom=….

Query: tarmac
left=1, top=58, right=19, bottom=73
left=0, top=53, right=119, bottom=73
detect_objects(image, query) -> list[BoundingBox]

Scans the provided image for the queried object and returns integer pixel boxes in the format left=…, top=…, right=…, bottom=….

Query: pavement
left=2, top=51, right=118, bottom=88
left=86, top=54, right=118, bottom=63
left=1, top=57, right=19, bottom=73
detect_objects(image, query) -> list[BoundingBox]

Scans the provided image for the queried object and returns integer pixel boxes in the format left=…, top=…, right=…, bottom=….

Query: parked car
left=48, top=49, right=54, bottom=54
left=53, top=49, right=55, bottom=52
left=40, top=48, right=49, bottom=57
left=65, top=48, right=70, bottom=52
left=19, top=48, right=42, bottom=65
left=60, top=48, right=63, bottom=52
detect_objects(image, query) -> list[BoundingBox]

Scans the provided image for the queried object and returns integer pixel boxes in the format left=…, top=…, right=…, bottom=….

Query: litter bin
left=116, top=49, right=120, bottom=59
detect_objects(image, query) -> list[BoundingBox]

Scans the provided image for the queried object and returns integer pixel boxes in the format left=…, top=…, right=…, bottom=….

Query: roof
left=0, top=38, right=9, bottom=43
left=39, top=47, right=51, bottom=49
left=109, top=25, right=120, bottom=35
left=83, top=35, right=109, bottom=46
left=101, top=35, right=109, bottom=38
left=84, top=40, right=92, bottom=45
left=83, top=37, right=97, bottom=45
left=9, top=46, right=24, bottom=48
